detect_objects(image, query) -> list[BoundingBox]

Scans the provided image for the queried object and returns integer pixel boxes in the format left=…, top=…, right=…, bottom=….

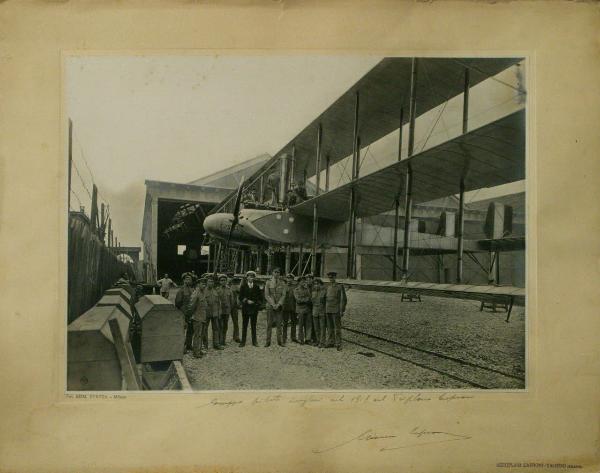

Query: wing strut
left=401, top=58, right=418, bottom=281
left=346, top=91, right=360, bottom=278
left=392, top=106, right=404, bottom=281
left=456, top=66, right=470, bottom=283
left=311, top=123, right=323, bottom=275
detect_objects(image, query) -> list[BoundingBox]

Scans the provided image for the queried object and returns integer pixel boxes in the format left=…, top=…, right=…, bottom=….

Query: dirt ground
left=182, top=289, right=526, bottom=390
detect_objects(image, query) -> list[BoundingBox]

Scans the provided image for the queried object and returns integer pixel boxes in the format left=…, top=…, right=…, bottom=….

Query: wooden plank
left=108, top=317, right=142, bottom=390
left=173, top=361, right=193, bottom=391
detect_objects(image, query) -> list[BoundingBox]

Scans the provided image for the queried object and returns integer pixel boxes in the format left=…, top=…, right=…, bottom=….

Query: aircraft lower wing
left=243, top=274, right=524, bottom=322
left=291, top=108, right=525, bottom=221
left=337, top=279, right=525, bottom=322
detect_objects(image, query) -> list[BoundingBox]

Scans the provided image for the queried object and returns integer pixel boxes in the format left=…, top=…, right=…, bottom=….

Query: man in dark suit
left=239, top=270, right=262, bottom=347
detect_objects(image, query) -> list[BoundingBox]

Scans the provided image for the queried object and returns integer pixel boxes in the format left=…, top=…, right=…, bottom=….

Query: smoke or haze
left=66, top=55, right=381, bottom=245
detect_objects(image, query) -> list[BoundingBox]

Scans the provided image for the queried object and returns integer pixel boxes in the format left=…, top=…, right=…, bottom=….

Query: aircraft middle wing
left=291, top=108, right=525, bottom=221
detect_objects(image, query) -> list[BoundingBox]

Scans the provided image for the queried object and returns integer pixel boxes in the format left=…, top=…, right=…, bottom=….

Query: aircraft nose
left=203, top=214, right=222, bottom=238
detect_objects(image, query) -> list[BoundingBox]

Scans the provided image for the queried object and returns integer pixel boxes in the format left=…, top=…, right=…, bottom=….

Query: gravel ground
left=183, top=289, right=525, bottom=390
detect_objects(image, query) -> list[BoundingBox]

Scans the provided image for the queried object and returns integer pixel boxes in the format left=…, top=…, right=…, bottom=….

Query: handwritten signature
left=312, top=427, right=471, bottom=453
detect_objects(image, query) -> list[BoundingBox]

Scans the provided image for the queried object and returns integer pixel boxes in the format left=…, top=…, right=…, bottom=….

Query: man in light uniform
left=227, top=272, right=241, bottom=344
left=305, top=273, right=318, bottom=345
left=217, top=274, right=234, bottom=346
left=311, top=278, right=327, bottom=348
left=293, top=276, right=312, bottom=345
left=264, top=267, right=287, bottom=347
left=282, top=273, right=297, bottom=344
left=325, top=271, right=347, bottom=351
left=156, top=273, right=175, bottom=299
left=204, top=277, right=223, bottom=350
left=189, top=278, right=208, bottom=358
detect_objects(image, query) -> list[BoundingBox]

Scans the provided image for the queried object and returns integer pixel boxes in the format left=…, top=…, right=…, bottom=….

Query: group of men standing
left=264, top=268, right=347, bottom=350
left=173, top=268, right=347, bottom=359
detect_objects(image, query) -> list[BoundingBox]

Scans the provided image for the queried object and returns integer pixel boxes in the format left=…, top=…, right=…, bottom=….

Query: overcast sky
left=66, top=55, right=524, bottom=247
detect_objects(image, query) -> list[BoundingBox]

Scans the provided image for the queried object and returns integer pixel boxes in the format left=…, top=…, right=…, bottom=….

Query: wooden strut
left=325, top=155, right=330, bottom=192
left=279, top=152, right=289, bottom=205
left=172, top=360, right=193, bottom=391
left=68, top=119, right=73, bottom=212
left=401, top=58, right=418, bottom=282
left=108, top=318, right=141, bottom=390
left=285, top=245, right=291, bottom=274
left=266, top=246, right=272, bottom=274
left=259, top=175, right=265, bottom=204
left=456, top=66, right=470, bottom=283
left=392, top=106, right=404, bottom=281
left=311, top=123, right=322, bottom=275
left=346, top=90, right=360, bottom=279
left=456, top=179, right=465, bottom=283
left=290, top=144, right=296, bottom=190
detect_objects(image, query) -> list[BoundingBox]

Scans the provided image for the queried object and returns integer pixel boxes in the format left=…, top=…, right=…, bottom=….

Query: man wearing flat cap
left=325, top=271, right=347, bottom=350
left=238, top=270, right=262, bottom=347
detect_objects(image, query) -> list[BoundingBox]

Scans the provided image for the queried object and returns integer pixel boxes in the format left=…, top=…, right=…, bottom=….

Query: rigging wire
left=452, top=59, right=524, bottom=93
left=70, top=189, right=83, bottom=210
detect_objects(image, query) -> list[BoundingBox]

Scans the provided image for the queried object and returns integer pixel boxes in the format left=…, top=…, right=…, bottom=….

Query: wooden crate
left=104, top=287, right=132, bottom=305
left=67, top=305, right=130, bottom=391
left=96, top=294, right=132, bottom=320
left=136, top=295, right=185, bottom=363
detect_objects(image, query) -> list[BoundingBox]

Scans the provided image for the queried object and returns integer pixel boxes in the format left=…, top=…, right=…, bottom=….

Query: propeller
left=226, top=176, right=245, bottom=248
left=216, top=177, right=245, bottom=274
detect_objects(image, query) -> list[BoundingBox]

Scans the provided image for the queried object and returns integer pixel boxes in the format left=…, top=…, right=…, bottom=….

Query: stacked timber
left=67, top=305, right=131, bottom=391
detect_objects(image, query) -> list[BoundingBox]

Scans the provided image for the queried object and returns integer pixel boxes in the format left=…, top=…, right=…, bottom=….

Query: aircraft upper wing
left=213, top=57, right=523, bottom=214
left=291, top=108, right=525, bottom=221
left=286, top=57, right=523, bottom=186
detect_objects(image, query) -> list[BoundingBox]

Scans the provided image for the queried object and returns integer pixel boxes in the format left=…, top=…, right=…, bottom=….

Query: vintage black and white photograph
left=66, top=55, right=527, bottom=392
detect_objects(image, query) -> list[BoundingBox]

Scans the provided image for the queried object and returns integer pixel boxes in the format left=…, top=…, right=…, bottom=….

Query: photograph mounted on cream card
left=65, top=54, right=527, bottom=391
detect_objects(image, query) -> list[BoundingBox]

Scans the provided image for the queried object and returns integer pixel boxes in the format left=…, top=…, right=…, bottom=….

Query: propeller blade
left=224, top=176, right=245, bottom=254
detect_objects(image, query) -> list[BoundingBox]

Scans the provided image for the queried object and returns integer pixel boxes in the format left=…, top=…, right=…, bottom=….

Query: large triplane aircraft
left=203, top=57, right=526, bottom=320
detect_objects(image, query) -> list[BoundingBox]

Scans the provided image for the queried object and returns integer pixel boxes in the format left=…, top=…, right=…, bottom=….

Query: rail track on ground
left=342, top=325, right=525, bottom=389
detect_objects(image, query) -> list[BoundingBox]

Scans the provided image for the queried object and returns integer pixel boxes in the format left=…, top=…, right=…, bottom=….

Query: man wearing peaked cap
left=264, top=267, right=287, bottom=347
left=227, top=272, right=241, bottom=343
left=293, top=276, right=312, bottom=344
left=282, top=273, right=298, bottom=344
left=238, top=270, right=261, bottom=346
left=175, top=272, right=195, bottom=353
left=325, top=270, right=347, bottom=350
left=217, top=274, right=234, bottom=346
